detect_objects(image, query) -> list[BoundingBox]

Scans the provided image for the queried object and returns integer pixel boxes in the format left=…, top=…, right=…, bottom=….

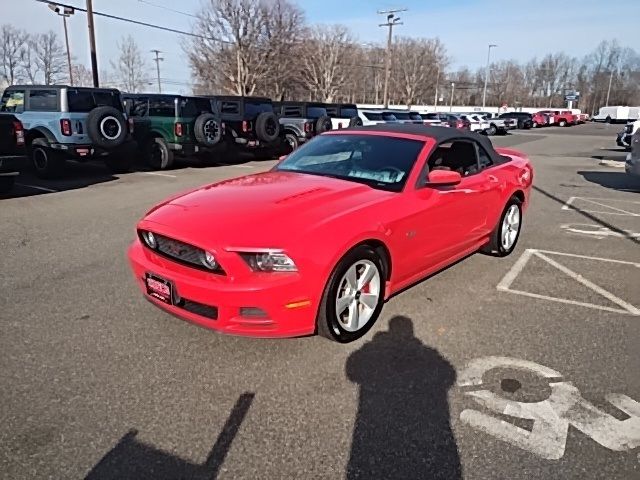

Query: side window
left=1, top=90, right=25, bottom=113
left=29, top=90, right=58, bottom=111
left=148, top=98, right=175, bottom=117
left=477, top=145, right=493, bottom=170
left=221, top=101, right=239, bottom=115
left=283, top=106, right=302, bottom=117
left=325, top=106, right=338, bottom=117
left=132, top=98, right=148, bottom=117
left=427, top=140, right=479, bottom=177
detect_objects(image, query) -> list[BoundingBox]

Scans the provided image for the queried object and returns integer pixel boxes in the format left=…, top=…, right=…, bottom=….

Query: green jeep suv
left=123, top=94, right=222, bottom=169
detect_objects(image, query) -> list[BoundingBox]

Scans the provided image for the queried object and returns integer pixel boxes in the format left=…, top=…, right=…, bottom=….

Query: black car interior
left=428, top=141, right=479, bottom=177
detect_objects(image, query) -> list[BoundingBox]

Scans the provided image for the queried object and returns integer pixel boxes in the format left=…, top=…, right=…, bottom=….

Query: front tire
left=284, top=133, right=299, bottom=153
left=487, top=124, right=497, bottom=136
left=482, top=196, right=523, bottom=257
left=317, top=245, right=385, bottom=343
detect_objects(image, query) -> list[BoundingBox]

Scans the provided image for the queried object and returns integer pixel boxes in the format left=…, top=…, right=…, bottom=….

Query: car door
left=409, top=139, right=490, bottom=272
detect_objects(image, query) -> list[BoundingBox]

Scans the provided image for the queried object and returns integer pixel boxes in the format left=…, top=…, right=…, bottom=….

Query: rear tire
left=30, top=138, right=64, bottom=179
left=481, top=196, right=523, bottom=257
left=487, top=124, right=497, bottom=136
left=145, top=137, right=174, bottom=170
left=317, top=245, right=385, bottom=343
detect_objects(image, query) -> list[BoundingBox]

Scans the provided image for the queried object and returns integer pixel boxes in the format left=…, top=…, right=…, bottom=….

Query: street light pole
left=48, top=4, right=74, bottom=86
left=378, top=8, right=406, bottom=108
left=482, top=44, right=497, bottom=109
left=86, top=0, right=99, bottom=87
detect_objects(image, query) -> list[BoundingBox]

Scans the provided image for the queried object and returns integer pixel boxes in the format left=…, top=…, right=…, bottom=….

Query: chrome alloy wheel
left=501, top=204, right=521, bottom=250
left=335, top=260, right=381, bottom=332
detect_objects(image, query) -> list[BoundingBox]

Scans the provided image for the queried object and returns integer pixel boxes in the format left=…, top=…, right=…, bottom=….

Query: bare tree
left=71, top=64, right=94, bottom=87
left=111, top=35, right=149, bottom=92
left=188, top=0, right=271, bottom=96
left=31, top=31, right=67, bottom=85
left=299, top=25, right=352, bottom=102
left=0, top=25, right=28, bottom=85
left=392, top=37, right=447, bottom=108
left=260, top=0, right=305, bottom=99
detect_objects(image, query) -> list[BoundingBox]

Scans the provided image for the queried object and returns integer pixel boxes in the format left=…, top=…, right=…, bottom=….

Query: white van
left=593, top=106, right=640, bottom=123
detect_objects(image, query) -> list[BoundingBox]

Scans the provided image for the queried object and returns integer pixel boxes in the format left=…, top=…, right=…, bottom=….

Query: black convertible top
left=340, top=123, right=510, bottom=165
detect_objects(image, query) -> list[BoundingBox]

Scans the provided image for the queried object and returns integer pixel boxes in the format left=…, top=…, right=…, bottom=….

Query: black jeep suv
left=208, top=96, right=283, bottom=158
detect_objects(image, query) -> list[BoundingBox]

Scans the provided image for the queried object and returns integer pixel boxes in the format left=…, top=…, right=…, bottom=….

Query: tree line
left=2, top=0, right=639, bottom=115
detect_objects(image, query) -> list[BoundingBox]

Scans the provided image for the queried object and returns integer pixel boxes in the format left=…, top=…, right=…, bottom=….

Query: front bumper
left=127, top=240, right=318, bottom=338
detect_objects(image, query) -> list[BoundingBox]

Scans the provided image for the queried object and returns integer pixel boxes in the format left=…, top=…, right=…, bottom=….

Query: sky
left=4, top=0, right=638, bottom=94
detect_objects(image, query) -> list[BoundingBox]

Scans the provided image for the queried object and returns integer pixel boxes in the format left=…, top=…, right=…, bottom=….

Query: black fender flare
left=27, top=126, right=56, bottom=145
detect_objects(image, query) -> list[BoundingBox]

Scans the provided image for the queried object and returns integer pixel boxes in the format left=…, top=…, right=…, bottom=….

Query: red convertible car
left=128, top=125, right=533, bottom=342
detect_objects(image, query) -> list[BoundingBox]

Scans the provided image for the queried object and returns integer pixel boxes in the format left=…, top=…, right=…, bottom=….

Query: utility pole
left=378, top=8, right=406, bottom=108
left=482, top=44, right=497, bottom=109
left=48, top=4, right=75, bottom=86
left=605, top=69, right=615, bottom=107
left=86, top=0, right=99, bottom=87
left=434, top=64, right=440, bottom=110
left=151, top=49, right=163, bottom=93
left=449, top=82, right=455, bottom=112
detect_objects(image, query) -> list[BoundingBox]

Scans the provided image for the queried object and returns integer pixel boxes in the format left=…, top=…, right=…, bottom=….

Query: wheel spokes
left=357, top=263, right=376, bottom=290
left=345, top=265, right=358, bottom=290
left=345, top=300, right=360, bottom=331
left=336, top=294, right=352, bottom=315
left=359, top=292, right=378, bottom=310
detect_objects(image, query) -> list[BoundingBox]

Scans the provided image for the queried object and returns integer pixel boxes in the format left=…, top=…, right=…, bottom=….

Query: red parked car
left=537, top=110, right=575, bottom=127
left=531, top=112, right=548, bottom=128
left=128, top=125, right=533, bottom=342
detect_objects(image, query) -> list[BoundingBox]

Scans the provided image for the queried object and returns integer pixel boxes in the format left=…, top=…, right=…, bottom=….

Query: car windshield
left=307, top=106, right=328, bottom=118
left=67, top=89, right=122, bottom=112
left=275, top=134, right=424, bottom=192
left=382, top=112, right=398, bottom=121
left=363, top=112, right=382, bottom=120
left=245, top=101, right=273, bottom=117
left=340, top=107, right=358, bottom=118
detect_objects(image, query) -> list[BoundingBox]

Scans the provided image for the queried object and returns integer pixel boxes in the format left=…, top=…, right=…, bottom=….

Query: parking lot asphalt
left=1, top=125, right=639, bottom=479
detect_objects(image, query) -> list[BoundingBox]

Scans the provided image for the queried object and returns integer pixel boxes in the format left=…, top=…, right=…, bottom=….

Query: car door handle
left=487, top=174, right=499, bottom=183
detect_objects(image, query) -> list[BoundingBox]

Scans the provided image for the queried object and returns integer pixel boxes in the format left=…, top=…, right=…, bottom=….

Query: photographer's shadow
left=346, top=316, right=461, bottom=479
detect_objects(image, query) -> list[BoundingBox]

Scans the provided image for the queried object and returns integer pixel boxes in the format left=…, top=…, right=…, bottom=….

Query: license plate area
left=145, top=273, right=174, bottom=305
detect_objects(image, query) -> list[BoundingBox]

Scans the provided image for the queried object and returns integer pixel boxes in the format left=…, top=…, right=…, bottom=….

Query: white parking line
left=15, top=183, right=58, bottom=193
left=497, top=248, right=640, bottom=316
left=562, top=196, right=640, bottom=216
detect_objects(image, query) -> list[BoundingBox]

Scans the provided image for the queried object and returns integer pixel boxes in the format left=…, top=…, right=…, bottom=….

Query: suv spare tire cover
left=349, top=116, right=363, bottom=127
left=316, top=115, right=332, bottom=133
left=255, top=112, right=280, bottom=142
left=87, top=106, right=127, bottom=149
left=194, top=113, right=222, bottom=146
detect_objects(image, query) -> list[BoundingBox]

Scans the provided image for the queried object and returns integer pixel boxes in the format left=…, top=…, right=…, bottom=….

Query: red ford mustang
left=128, top=125, right=533, bottom=343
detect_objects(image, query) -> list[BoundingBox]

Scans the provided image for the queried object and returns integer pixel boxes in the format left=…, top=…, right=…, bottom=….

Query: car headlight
left=201, top=250, right=218, bottom=270
left=141, top=230, right=157, bottom=249
left=240, top=251, right=297, bottom=272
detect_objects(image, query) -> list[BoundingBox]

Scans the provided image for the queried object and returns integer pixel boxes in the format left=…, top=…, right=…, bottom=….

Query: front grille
left=139, top=231, right=225, bottom=274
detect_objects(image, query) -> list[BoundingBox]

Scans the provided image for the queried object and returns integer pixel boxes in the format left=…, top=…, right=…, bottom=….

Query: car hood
left=142, top=171, right=393, bottom=248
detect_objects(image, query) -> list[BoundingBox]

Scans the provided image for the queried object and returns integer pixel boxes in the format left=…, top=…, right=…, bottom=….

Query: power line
left=35, top=0, right=230, bottom=44
left=137, top=0, right=198, bottom=19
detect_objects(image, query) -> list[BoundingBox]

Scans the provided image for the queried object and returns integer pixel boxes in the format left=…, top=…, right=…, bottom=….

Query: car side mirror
left=427, top=169, right=462, bottom=186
